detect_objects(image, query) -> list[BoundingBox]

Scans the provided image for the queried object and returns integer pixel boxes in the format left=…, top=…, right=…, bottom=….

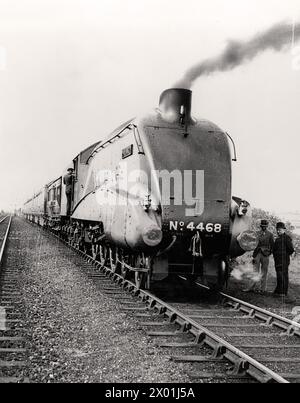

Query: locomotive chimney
left=159, top=88, right=192, bottom=125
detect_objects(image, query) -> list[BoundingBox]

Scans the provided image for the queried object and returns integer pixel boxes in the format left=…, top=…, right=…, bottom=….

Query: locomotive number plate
left=122, top=144, right=133, bottom=159
left=169, top=221, right=222, bottom=233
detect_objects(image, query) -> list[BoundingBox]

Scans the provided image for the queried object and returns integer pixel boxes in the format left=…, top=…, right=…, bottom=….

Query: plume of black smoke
left=175, top=21, right=300, bottom=89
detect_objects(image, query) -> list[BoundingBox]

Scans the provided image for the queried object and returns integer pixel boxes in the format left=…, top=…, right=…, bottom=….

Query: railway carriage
left=23, top=88, right=256, bottom=290
left=23, top=188, right=46, bottom=225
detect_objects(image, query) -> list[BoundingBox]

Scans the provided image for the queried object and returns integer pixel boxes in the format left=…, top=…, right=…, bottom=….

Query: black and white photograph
left=0, top=0, right=300, bottom=387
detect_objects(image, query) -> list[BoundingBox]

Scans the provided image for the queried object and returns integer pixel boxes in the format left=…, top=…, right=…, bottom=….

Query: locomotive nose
left=159, top=88, right=192, bottom=124
left=142, top=224, right=163, bottom=247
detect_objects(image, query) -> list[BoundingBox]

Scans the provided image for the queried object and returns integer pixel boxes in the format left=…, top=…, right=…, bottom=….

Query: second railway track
left=35, top=222, right=299, bottom=384
left=0, top=216, right=29, bottom=383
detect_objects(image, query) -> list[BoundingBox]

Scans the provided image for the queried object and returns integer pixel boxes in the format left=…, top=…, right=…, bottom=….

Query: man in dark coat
left=63, top=167, right=75, bottom=216
left=244, top=219, right=274, bottom=293
left=273, top=222, right=294, bottom=297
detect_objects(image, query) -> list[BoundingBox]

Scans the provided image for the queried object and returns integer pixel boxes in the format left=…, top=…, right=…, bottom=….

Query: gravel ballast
left=7, top=217, right=190, bottom=383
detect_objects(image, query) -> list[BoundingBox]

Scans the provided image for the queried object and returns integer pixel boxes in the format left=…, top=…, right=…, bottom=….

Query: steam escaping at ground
left=174, top=20, right=300, bottom=89
left=230, top=264, right=262, bottom=283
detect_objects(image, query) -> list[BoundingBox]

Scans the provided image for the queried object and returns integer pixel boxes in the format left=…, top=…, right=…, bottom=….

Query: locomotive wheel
left=218, top=260, right=227, bottom=287
left=144, top=257, right=151, bottom=290
left=120, top=253, right=129, bottom=279
left=120, top=260, right=128, bottom=279
left=135, top=272, right=145, bottom=290
left=109, top=248, right=118, bottom=273
left=92, top=244, right=99, bottom=260
left=99, top=245, right=107, bottom=266
left=207, top=260, right=227, bottom=292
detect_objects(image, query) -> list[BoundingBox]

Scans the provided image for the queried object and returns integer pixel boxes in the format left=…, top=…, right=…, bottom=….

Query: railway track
left=0, top=216, right=28, bottom=383
left=40, top=225, right=299, bottom=384
left=168, top=277, right=300, bottom=381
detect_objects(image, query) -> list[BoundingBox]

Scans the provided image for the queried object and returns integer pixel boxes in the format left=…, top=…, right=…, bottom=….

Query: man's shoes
left=284, top=297, right=296, bottom=304
left=242, top=289, right=252, bottom=293
left=272, top=292, right=287, bottom=297
left=258, top=290, right=269, bottom=295
left=253, top=289, right=261, bottom=294
left=273, top=294, right=296, bottom=303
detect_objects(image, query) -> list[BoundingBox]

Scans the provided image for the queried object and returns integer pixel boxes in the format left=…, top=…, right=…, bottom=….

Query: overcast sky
left=0, top=0, right=300, bottom=214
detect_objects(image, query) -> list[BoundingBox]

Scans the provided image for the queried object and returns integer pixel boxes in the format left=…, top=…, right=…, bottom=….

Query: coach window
left=57, top=186, right=61, bottom=205
left=50, top=188, right=54, bottom=201
left=73, top=158, right=78, bottom=180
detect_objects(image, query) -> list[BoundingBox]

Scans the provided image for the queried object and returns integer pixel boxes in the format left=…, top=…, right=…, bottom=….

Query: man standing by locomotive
left=244, top=219, right=274, bottom=294
left=63, top=167, right=75, bottom=216
left=273, top=222, right=294, bottom=297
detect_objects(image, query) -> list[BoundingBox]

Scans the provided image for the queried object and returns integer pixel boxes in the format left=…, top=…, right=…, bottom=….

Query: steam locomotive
left=23, top=88, right=256, bottom=289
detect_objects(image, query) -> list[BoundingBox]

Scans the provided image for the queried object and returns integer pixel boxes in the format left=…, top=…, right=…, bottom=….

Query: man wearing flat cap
left=273, top=222, right=294, bottom=297
left=244, top=219, right=274, bottom=293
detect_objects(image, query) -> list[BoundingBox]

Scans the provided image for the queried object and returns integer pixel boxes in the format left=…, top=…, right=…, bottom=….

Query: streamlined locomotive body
left=23, top=88, right=256, bottom=289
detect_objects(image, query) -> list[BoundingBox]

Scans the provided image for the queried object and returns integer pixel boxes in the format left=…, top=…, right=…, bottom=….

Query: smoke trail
left=175, top=21, right=300, bottom=89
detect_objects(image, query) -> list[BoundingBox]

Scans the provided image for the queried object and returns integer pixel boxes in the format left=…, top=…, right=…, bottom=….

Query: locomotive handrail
left=226, top=132, right=237, bottom=162
left=46, top=176, right=62, bottom=188
left=131, top=124, right=145, bottom=155
left=86, top=121, right=145, bottom=164
left=86, top=119, right=135, bottom=164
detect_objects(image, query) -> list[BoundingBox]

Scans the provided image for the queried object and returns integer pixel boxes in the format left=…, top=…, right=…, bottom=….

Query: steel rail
left=220, top=291, right=300, bottom=336
left=191, top=279, right=300, bottom=337
left=0, top=216, right=29, bottom=383
left=48, top=233, right=289, bottom=384
left=26, top=223, right=292, bottom=383
left=0, top=215, right=9, bottom=225
left=0, top=215, right=12, bottom=266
